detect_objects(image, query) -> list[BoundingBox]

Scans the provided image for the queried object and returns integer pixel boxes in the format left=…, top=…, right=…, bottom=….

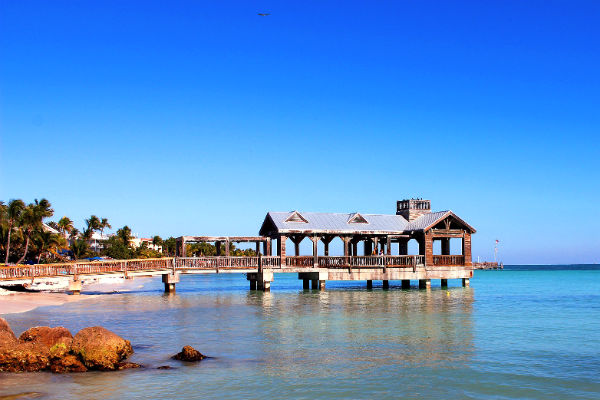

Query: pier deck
left=0, top=255, right=472, bottom=293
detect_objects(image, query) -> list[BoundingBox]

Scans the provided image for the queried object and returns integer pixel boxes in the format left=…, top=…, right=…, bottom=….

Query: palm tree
left=83, top=215, right=101, bottom=240
left=100, top=218, right=111, bottom=237
left=5, top=199, right=25, bottom=264
left=152, top=235, right=163, bottom=248
left=117, top=226, right=132, bottom=246
left=57, top=217, right=74, bottom=235
left=35, top=231, right=66, bottom=263
left=70, top=239, right=89, bottom=260
left=16, top=199, right=54, bottom=265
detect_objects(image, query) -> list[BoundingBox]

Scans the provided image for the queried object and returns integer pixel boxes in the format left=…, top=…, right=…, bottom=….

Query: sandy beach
left=0, top=289, right=93, bottom=315
left=0, top=276, right=149, bottom=315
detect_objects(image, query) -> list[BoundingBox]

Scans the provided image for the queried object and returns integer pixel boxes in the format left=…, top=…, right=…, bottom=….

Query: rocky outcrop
left=172, top=345, right=205, bottom=362
left=0, top=318, right=135, bottom=373
left=19, top=326, right=72, bottom=348
left=71, top=327, right=133, bottom=370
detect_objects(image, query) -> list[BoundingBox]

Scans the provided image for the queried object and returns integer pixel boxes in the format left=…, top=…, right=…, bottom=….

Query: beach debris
left=157, top=365, right=173, bottom=369
left=71, top=327, right=133, bottom=371
left=172, top=345, right=206, bottom=362
left=0, top=318, right=135, bottom=373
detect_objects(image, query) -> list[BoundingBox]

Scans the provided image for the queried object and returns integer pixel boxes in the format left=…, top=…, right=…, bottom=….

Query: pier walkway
left=0, top=255, right=472, bottom=294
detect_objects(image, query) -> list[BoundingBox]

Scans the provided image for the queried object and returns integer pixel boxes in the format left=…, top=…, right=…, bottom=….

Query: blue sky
left=1, top=0, right=599, bottom=264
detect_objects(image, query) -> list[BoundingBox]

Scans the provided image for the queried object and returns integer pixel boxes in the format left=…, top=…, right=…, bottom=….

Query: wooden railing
left=315, top=255, right=424, bottom=268
left=0, top=254, right=471, bottom=281
left=0, top=258, right=173, bottom=280
left=285, top=256, right=315, bottom=267
left=432, top=255, right=465, bottom=266
left=175, top=256, right=282, bottom=270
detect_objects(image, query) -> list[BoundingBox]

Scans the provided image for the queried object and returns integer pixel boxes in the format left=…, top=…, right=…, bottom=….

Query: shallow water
left=1, top=266, right=599, bottom=399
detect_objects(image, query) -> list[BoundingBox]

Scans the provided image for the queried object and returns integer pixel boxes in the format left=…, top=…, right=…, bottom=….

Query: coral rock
left=71, top=327, right=133, bottom=371
left=173, top=345, right=205, bottom=362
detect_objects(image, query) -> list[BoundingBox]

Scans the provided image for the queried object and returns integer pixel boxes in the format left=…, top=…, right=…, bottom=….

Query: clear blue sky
left=1, top=1, right=599, bottom=264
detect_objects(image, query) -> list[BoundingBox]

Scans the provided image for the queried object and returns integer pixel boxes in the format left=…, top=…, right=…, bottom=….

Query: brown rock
left=0, top=318, right=50, bottom=372
left=0, top=318, right=17, bottom=347
left=71, top=327, right=133, bottom=371
left=172, top=345, right=205, bottom=362
left=0, top=342, right=50, bottom=372
left=50, top=354, right=87, bottom=373
left=19, top=326, right=72, bottom=349
left=0, top=318, right=17, bottom=342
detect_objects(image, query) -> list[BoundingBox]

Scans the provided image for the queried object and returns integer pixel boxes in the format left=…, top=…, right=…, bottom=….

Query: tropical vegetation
left=1, top=197, right=253, bottom=265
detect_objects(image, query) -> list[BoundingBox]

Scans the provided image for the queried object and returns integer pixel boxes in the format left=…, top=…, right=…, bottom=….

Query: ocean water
left=1, top=266, right=599, bottom=399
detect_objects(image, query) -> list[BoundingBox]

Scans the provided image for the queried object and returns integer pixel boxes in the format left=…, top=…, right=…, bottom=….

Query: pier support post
left=250, top=280, right=257, bottom=290
left=462, top=278, right=470, bottom=287
left=68, top=279, right=82, bottom=295
left=441, top=279, right=448, bottom=287
left=248, top=270, right=274, bottom=292
left=419, top=279, right=431, bottom=289
left=401, top=279, right=411, bottom=289
left=303, top=279, right=310, bottom=290
left=162, top=273, right=180, bottom=293
left=311, top=279, right=318, bottom=289
left=382, top=280, right=390, bottom=290
left=366, top=280, right=373, bottom=289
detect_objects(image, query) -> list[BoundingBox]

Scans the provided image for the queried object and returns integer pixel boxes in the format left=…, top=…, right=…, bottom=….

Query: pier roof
left=259, top=210, right=475, bottom=236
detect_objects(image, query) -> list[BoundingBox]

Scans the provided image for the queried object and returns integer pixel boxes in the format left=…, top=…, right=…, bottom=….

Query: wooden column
left=255, top=242, right=260, bottom=255
left=462, top=232, right=472, bottom=266
left=311, top=236, right=319, bottom=268
left=386, top=237, right=391, bottom=255
left=373, top=238, right=379, bottom=254
left=398, top=238, right=408, bottom=255
left=364, top=239, right=372, bottom=256
left=225, top=240, right=230, bottom=257
left=322, top=236, right=333, bottom=256
left=216, top=241, right=221, bottom=256
left=277, top=235, right=287, bottom=267
left=441, top=238, right=450, bottom=255
left=352, top=242, right=358, bottom=257
left=343, top=237, right=350, bottom=257
left=424, top=231, right=433, bottom=267
left=290, top=234, right=305, bottom=256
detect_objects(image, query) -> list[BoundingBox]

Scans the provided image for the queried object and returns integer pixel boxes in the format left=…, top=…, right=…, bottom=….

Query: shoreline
left=0, top=289, right=95, bottom=315
left=0, top=276, right=149, bottom=315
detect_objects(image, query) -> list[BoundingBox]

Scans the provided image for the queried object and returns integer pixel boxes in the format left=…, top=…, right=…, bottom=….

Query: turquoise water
left=1, top=266, right=599, bottom=399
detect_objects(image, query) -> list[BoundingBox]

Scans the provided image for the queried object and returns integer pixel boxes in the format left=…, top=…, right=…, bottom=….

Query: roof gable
left=407, top=211, right=476, bottom=233
left=285, top=211, right=308, bottom=223
left=348, top=213, right=368, bottom=224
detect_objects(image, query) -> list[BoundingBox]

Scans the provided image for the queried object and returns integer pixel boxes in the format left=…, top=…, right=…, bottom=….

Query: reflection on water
left=1, top=271, right=600, bottom=399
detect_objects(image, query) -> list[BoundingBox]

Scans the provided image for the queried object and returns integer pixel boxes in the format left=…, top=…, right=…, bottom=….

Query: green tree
left=99, top=218, right=111, bottom=237
left=16, top=199, right=53, bottom=265
left=70, top=239, right=89, bottom=260
left=103, top=236, right=133, bottom=259
left=57, top=216, right=74, bottom=235
left=152, top=235, right=163, bottom=249
left=35, top=231, right=67, bottom=263
left=4, top=199, right=25, bottom=264
left=83, top=215, right=101, bottom=240
left=117, top=226, right=132, bottom=246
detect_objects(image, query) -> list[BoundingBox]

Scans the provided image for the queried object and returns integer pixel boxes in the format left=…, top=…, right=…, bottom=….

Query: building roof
left=259, top=209, right=475, bottom=236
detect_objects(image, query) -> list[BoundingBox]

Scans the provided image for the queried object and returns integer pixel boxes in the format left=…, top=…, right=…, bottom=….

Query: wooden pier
left=0, top=254, right=472, bottom=294
left=0, top=199, right=476, bottom=293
